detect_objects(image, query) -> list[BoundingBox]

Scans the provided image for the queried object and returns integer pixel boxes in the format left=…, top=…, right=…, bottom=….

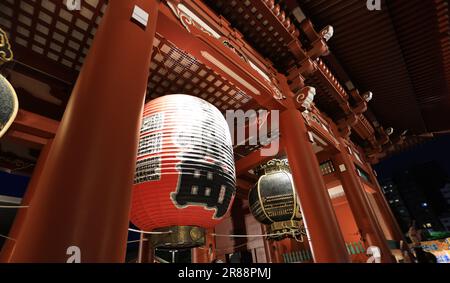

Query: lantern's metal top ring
left=255, top=158, right=290, bottom=176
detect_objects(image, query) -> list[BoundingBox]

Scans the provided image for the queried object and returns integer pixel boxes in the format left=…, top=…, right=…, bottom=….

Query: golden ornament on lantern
left=248, top=159, right=306, bottom=241
left=0, top=28, right=13, bottom=64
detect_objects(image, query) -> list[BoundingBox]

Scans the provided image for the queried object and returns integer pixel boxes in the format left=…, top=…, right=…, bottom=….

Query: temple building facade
left=0, top=0, right=449, bottom=263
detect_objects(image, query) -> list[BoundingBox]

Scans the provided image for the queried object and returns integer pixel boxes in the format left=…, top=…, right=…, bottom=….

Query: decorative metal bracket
left=0, top=28, right=13, bottom=65
left=294, top=86, right=316, bottom=112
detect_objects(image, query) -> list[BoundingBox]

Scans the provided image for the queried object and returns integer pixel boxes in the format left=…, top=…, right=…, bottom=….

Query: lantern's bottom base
left=150, top=226, right=206, bottom=249
left=267, top=220, right=303, bottom=241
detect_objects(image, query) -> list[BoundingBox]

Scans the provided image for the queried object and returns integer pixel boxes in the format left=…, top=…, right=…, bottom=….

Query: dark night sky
left=0, top=171, right=29, bottom=197
left=374, top=135, right=450, bottom=181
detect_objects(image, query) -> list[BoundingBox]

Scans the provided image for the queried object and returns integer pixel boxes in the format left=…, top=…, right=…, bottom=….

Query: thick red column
left=280, top=109, right=350, bottom=263
left=332, top=140, right=393, bottom=263
left=192, top=229, right=215, bottom=263
left=262, top=239, right=273, bottom=263
left=0, top=139, right=53, bottom=262
left=138, top=234, right=154, bottom=263
left=260, top=225, right=275, bottom=263
left=191, top=248, right=208, bottom=263
left=272, top=241, right=284, bottom=263
left=260, top=224, right=284, bottom=263
left=8, top=0, right=160, bottom=262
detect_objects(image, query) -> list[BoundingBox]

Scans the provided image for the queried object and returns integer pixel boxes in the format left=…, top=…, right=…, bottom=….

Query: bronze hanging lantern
left=248, top=159, right=306, bottom=241
left=0, top=28, right=18, bottom=139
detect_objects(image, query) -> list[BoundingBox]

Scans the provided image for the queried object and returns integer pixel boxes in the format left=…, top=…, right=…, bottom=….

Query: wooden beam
left=11, top=60, right=73, bottom=89
left=10, top=109, right=59, bottom=139
left=12, top=44, right=77, bottom=85
left=235, top=138, right=283, bottom=176
left=14, top=87, right=65, bottom=121
left=5, top=130, right=48, bottom=149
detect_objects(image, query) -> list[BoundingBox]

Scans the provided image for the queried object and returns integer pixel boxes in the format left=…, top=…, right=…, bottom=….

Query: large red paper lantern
left=130, top=94, right=236, bottom=248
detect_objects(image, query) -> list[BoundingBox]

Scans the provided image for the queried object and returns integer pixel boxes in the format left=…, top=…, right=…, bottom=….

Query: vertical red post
left=260, top=224, right=285, bottom=263
left=332, top=139, right=393, bottom=263
left=192, top=229, right=215, bottom=263
left=138, top=233, right=154, bottom=263
left=0, top=139, right=53, bottom=262
left=272, top=241, right=284, bottom=263
left=280, top=109, right=350, bottom=263
left=191, top=248, right=208, bottom=263
left=262, top=239, right=274, bottom=263
left=8, top=0, right=160, bottom=262
left=260, top=225, right=274, bottom=263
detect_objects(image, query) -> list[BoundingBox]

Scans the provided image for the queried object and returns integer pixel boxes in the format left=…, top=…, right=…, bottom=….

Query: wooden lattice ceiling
left=0, top=0, right=258, bottom=113
left=0, top=0, right=106, bottom=72
left=147, top=34, right=252, bottom=112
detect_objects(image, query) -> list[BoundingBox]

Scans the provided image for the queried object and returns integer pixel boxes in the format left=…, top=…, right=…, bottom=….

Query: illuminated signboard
left=421, top=238, right=450, bottom=263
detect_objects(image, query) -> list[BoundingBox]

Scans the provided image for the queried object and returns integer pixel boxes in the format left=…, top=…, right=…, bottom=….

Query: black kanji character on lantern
left=171, top=158, right=235, bottom=218
left=170, top=119, right=235, bottom=218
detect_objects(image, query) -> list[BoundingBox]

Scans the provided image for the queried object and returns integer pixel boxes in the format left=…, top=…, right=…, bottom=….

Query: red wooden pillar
left=191, top=248, right=208, bottom=263
left=261, top=225, right=280, bottom=263
left=138, top=233, right=154, bottom=263
left=261, top=226, right=272, bottom=263
left=8, top=0, right=160, bottom=262
left=191, top=248, right=202, bottom=263
left=332, top=139, right=393, bottom=263
left=279, top=109, right=350, bottom=263
left=0, top=139, right=53, bottom=262
left=192, top=229, right=216, bottom=263
left=262, top=238, right=273, bottom=263
left=272, top=241, right=284, bottom=263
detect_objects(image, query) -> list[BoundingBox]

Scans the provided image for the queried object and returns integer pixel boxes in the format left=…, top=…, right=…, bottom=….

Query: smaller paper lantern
left=248, top=159, right=305, bottom=241
left=0, top=74, right=18, bottom=139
